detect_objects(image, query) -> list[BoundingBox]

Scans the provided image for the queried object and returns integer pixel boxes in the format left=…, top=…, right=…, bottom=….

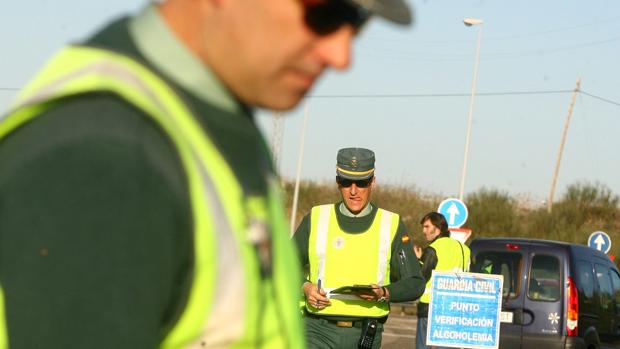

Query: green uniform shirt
left=293, top=202, right=425, bottom=321
left=0, top=7, right=274, bottom=348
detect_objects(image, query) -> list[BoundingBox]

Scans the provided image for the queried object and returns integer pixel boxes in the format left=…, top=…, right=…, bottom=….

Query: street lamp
left=458, top=17, right=483, bottom=201
left=289, top=101, right=309, bottom=235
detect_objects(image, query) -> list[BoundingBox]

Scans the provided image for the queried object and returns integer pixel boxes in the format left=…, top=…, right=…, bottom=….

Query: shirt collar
left=431, top=232, right=451, bottom=243
left=128, top=4, right=240, bottom=113
left=339, top=202, right=373, bottom=218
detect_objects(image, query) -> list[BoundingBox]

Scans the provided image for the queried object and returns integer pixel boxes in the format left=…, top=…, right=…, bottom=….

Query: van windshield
left=472, top=251, right=521, bottom=299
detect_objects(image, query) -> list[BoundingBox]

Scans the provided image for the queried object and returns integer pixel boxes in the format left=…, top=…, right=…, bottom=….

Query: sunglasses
left=302, top=0, right=370, bottom=36
left=336, top=176, right=374, bottom=188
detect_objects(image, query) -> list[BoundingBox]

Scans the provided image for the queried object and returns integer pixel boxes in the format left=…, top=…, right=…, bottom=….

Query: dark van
left=469, top=238, right=620, bottom=349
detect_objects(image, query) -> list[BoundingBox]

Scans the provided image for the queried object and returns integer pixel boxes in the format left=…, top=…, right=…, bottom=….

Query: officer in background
left=293, top=147, right=425, bottom=349
left=414, top=212, right=471, bottom=349
left=0, top=0, right=413, bottom=347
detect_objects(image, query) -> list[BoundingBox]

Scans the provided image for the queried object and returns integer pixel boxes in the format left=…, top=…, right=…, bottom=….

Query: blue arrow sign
left=438, top=198, right=469, bottom=228
left=588, top=231, right=611, bottom=254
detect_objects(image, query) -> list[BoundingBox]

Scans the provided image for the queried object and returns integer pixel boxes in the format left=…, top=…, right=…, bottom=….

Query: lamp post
left=289, top=101, right=309, bottom=236
left=458, top=17, right=484, bottom=201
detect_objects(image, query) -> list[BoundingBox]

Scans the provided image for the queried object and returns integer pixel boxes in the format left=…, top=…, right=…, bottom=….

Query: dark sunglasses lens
left=355, top=178, right=372, bottom=188
left=337, top=177, right=352, bottom=187
left=304, top=0, right=368, bottom=36
left=337, top=177, right=372, bottom=188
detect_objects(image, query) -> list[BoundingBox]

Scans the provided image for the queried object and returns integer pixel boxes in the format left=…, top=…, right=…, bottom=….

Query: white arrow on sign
left=447, top=203, right=460, bottom=226
left=594, top=234, right=606, bottom=251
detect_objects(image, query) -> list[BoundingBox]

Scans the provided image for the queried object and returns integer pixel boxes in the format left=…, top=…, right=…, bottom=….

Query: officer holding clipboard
left=293, top=147, right=425, bottom=348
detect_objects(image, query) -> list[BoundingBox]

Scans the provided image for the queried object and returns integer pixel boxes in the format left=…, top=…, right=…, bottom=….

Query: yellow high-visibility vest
left=0, top=45, right=304, bottom=349
left=420, top=237, right=471, bottom=304
left=306, top=204, right=399, bottom=318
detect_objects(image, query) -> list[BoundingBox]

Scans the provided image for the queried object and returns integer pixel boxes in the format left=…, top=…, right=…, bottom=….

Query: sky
left=1, top=0, right=619, bottom=207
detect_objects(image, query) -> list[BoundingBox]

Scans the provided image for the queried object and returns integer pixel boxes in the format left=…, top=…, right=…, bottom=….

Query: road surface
left=382, top=310, right=418, bottom=348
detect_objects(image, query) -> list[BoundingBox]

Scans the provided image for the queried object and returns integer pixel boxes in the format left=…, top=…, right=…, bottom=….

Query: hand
left=358, top=283, right=389, bottom=302
left=303, top=282, right=331, bottom=310
left=414, top=245, right=422, bottom=259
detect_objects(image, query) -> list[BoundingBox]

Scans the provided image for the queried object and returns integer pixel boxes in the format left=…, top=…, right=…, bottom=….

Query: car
left=469, top=237, right=620, bottom=349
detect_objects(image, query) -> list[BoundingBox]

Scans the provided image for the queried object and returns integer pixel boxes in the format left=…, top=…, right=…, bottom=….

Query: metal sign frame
left=427, top=271, right=503, bottom=349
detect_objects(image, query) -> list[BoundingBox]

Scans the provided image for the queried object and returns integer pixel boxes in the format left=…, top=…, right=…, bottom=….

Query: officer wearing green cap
left=293, top=147, right=425, bottom=348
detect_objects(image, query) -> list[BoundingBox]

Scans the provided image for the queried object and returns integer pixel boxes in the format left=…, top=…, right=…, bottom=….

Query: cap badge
left=351, top=157, right=358, bottom=167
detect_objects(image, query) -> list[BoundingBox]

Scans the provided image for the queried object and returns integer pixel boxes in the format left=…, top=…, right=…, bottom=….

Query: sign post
left=427, top=271, right=503, bottom=349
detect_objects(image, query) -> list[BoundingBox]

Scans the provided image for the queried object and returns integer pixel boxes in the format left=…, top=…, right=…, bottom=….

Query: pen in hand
left=316, top=279, right=322, bottom=308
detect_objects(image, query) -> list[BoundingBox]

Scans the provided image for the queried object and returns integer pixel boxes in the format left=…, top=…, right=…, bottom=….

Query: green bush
left=552, top=182, right=619, bottom=248
left=282, top=179, right=620, bottom=269
left=465, top=188, right=518, bottom=238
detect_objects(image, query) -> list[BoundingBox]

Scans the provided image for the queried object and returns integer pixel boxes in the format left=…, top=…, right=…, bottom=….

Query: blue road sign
left=588, top=231, right=611, bottom=254
left=438, top=198, right=469, bottom=228
left=427, top=271, right=503, bottom=349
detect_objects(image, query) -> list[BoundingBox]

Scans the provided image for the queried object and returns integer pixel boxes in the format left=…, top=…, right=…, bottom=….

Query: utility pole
left=271, top=112, right=284, bottom=175
left=547, top=77, right=581, bottom=213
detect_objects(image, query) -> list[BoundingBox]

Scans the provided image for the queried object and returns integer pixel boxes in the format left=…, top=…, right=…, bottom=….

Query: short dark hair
left=420, top=212, right=450, bottom=235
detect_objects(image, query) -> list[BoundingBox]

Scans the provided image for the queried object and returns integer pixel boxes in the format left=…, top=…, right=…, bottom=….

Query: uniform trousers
left=416, top=317, right=451, bottom=349
left=304, top=314, right=383, bottom=349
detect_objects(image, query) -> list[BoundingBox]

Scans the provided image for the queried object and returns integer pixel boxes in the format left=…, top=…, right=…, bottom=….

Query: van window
left=610, top=269, right=620, bottom=314
left=473, top=251, right=521, bottom=299
left=576, top=261, right=594, bottom=301
left=528, top=255, right=560, bottom=301
left=595, top=264, right=613, bottom=311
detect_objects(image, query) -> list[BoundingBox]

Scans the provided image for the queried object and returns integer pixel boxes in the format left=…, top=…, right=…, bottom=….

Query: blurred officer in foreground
left=414, top=212, right=471, bottom=349
left=0, top=0, right=413, bottom=347
left=293, top=148, right=425, bottom=349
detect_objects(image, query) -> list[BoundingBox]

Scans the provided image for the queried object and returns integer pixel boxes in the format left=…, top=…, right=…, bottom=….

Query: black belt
left=304, top=311, right=385, bottom=328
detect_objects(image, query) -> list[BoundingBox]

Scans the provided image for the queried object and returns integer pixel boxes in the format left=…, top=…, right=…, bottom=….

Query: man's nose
left=349, top=183, right=358, bottom=194
left=314, top=25, right=354, bottom=70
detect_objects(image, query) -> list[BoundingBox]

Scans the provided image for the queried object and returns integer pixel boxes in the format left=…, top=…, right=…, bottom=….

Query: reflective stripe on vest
left=0, top=46, right=303, bottom=348
left=0, top=286, right=6, bottom=349
left=419, top=237, right=472, bottom=304
left=307, top=204, right=398, bottom=317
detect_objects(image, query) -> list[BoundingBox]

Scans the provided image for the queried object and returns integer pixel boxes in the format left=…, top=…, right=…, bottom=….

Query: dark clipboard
left=330, top=284, right=376, bottom=296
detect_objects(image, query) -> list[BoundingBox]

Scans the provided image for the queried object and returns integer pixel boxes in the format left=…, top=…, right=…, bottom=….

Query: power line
left=579, top=90, right=620, bottom=107
left=359, top=35, right=620, bottom=62
left=307, top=89, right=573, bottom=99
left=3, top=86, right=619, bottom=107
left=486, top=16, right=620, bottom=41
left=306, top=89, right=620, bottom=108
left=483, top=36, right=620, bottom=60
left=364, top=15, right=620, bottom=44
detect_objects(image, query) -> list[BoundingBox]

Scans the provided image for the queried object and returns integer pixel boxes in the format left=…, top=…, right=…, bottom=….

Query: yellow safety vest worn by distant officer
left=0, top=46, right=304, bottom=349
left=419, top=237, right=471, bottom=304
left=306, top=204, right=399, bottom=318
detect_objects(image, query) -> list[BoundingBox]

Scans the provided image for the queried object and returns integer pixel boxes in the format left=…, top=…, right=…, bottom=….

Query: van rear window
left=594, top=264, right=613, bottom=311
left=610, top=270, right=620, bottom=314
left=472, top=251, right=521, bottom=299
left=528, top=255, right=561, bottom=302
left=576, top=261, right=594, bottom=301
